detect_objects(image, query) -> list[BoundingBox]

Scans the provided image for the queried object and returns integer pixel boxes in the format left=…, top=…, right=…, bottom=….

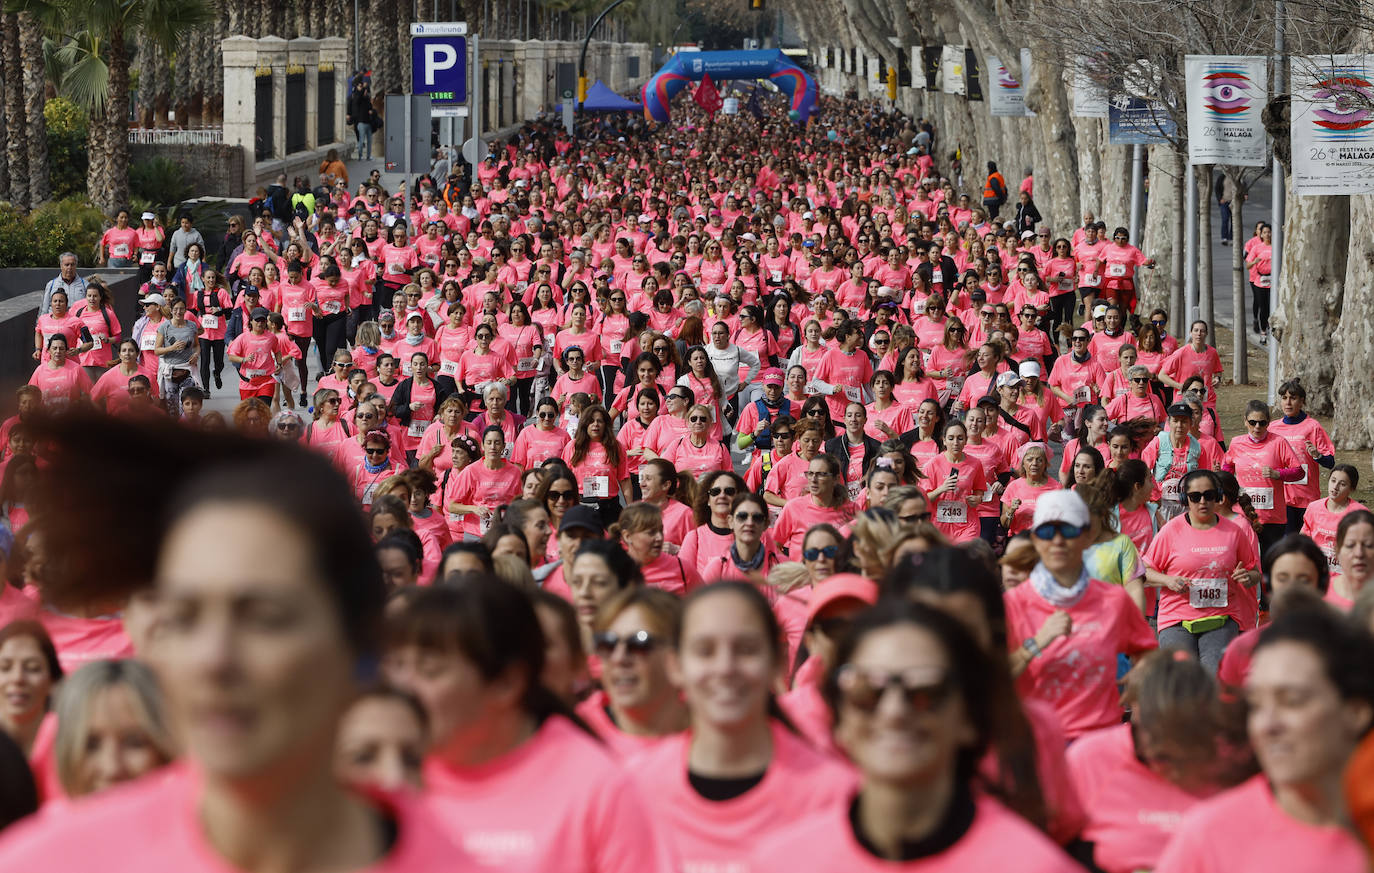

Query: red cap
left=805, top=573, right=879, bottom=627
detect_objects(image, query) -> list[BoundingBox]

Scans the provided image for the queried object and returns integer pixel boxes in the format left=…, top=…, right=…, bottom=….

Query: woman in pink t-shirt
left=97, top=209, right=139, bottom=266
left=560, top=405, right=630, bottom=526
left=385, top=577, right=667, bottom=872
left=574, top=586, right=689, bottom=756
left=752, top=597, right=1080, bottom=872
left=1327, top=510, right=1374, bottom=609
left=0, top=432, right=473, bottom=872
left=28, top=336, right=93, bottom=410
left=0, top=619, right=60, bottom=757
left=774, top=454, right=857, bottom=556
left=1070, top=650, right=1251, bottom=873
left=1002, top=443, right=1061, bottom=535
left=1144, top=470, right=1262, bottom=673
left=612, top=502, right=703, bottom=597
left=1301, top=465, right=1366, bottom=572
left=628, top=583, right=853, bottom=873
left=1155, top=607, right=1371, bottom=873
left=678, top=470, right=748, bottom=576
left=660, top=404, right=732, bottom=479
left=446, top=426, right=523, bottom=539
left=924, top=420, right=988, bottom=543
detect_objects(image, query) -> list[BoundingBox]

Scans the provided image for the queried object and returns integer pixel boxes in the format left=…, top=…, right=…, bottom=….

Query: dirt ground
left=1211, top=325, right=1374, bottom=507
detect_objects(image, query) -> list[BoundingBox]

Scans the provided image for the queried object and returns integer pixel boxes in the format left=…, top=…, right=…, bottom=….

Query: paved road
left=1201, top=169, right=1273, bottom=346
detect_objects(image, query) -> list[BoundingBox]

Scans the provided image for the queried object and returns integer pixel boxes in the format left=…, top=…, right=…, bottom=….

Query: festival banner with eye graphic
left=1291, top=54, right=1374, bottom=195
left=1185, top=55, right=1269, bottom=167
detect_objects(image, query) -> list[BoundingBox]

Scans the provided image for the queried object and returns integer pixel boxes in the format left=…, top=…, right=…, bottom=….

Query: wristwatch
left=1022, top=637, right=1042, bottom=658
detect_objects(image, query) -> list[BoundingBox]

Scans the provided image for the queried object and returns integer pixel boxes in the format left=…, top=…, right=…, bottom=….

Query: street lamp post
left=578, top=0, right=629, bottom=111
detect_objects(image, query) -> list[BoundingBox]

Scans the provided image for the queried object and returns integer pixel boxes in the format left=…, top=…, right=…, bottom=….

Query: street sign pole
left=470, top=34, right=481, bottom=185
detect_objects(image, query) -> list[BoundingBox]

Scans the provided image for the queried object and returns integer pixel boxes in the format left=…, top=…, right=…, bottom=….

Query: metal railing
left=127, top=128, right=225, bottom=145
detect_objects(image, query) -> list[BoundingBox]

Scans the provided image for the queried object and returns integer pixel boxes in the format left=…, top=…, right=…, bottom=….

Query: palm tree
left=20, top=13, right=49, bottom=205
left=1, top=14, right=28, bottom=210
left=9, top=0, right=211, bottom=213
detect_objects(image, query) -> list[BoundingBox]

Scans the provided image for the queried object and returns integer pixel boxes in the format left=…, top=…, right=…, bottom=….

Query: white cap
left=739, top=232, right=757, bottom=242
left=1092, top=303, right=1109, bottom=318
left=1032, top=490, right=1091, bottom=530
left=995, top=370, right=1023, bottom=388
left=1020, top=230, right=1036, bottom=240
left=876, top=285, right=895, bottom=298
left=1018, top=360, right=1042, bottom=379
left=141, top=211, right=156, bottom=221
left=142, top=293, right=166, bottom=306
left=637, top=214, right=651, bottom=223
left=802, top=211, right=814, bottom=219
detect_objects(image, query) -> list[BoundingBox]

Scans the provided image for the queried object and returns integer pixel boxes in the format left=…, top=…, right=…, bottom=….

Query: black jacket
left=388, top=375, right=459, bottom=426
left=824, top=433, right=883, bottom=479
left=1015, top=200, right=1043, bottom=235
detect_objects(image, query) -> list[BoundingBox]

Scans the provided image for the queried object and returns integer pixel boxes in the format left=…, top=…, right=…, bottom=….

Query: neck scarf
left=1029, top=562, right=1090, bottom=608
left=730, top=541, right=767, bottom=571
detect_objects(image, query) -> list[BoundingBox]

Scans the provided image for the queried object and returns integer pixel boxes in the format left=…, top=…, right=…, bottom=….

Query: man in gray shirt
left=168, top=213, right=207, bottom=269
left=41, top=252, right=86, bottom=315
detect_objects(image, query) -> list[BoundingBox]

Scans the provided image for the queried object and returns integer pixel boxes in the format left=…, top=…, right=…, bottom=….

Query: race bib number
left=139, top=250, right=156, bottom=265
left=1057, top=277, right=1074, bottom=291
left=517, top=356, right=537, bottom=371
left=439, top=360, right=459, bottom=376
left=479, top=512, right=493, bottom=534
left=1107, top=263, right=1128, bottom=278
left=921, top=348, right=933, bottom=367
left=847, top=481, right=862, bottom=502
left=243, top=368, right=267, bottom=378
left=708, top=284, right=723, bottom=295
left=1189, top=578, right=1228, bottom=610
left=408, top=418, right=430, bottom=438
left=1081, top=273, right=1102, bottom=287
left=287, top=306, right=306, bottom=323
left=139, top=333, right=156, bottom=351
left=387, top=262, right=406, bottom=274
left=946, top=376, right=965, bottom=396
left=585, top=475, right=610, bottom=498
left=1073, top=384, right=1093, bottom=405
left=201, top=314, right=219, bottom=330
left=362, top=481, right=380, bottom=505
left=984, top=486, right=997, bottom=503
left=936, top=499, right=967, bottom=524
left=770, top=269, right=783, bottom=283
left=1256, top=273, right=1271, bottom=288
left=843, top=385, right=862, bottom=403
left=611, top=340, right=623, bottom=355
left=1162, top=478, right=1182, bottom=503
left=1324, top=543, right=1340, bottom=570
left=112, top=243, right=130, bottom=257
left=322, top=300, right=342, bottom=315
left=90, top=334, right=105, bottom=350
left=1245, top=486, right=1274, bottom=510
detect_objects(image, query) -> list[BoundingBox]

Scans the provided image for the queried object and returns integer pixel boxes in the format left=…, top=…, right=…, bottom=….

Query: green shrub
left=129, top=156, right=195, bottom=208
left=0, top=197, right=105, bottom=267
left=44, top=97, right=89, bottom=202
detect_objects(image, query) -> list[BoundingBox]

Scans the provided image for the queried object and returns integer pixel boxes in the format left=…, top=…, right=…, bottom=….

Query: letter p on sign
left=424, top=44, right=457, bottom=85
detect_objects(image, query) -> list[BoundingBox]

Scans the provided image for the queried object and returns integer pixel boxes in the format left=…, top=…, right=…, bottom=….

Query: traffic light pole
left=577, top=0, right=629, bottom=113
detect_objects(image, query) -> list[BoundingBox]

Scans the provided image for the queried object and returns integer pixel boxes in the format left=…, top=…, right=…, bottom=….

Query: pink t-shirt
left=660, top=500, right=695, bottom=549
left=660, top=435, right=732, bottom=479
left=678, top=524, right=733, bottom=578
left=773, top=496, right=856, bottom=555
left=1154, top=774, right=1366, bottom=873
left=0, top=764, right=475, bottom=872
left=561, top=442, right=629, bottom=499
left=752, top=792, right=1081, bottom=873
left=1268, top=416, right=1334, bottom=509
left=1005, top=579, right=1158, bottom=738
left=626, top=721, right=854, bottom=873
left=1144, top=514, right=1261, bottom=631
left=1001, top=478, right=1061, bottom=534
left=1224, top=434, right=1302, bottom=525
left=923, top=453, right=988, bottom=543
left=639, top=552, right=704, bottom=596
left=1300, top=498, right=1368, bottom=570
left=511, top=425, right=570, bottom=470
left=573, top=690, right=676, bottom=758
left=38, top=610, right=133, bottom=673
left=423, top=716, right=668, bottom=872
left=448, top=461, right=522, bottom=538
left=1068, top=722, right=1214, bottom=873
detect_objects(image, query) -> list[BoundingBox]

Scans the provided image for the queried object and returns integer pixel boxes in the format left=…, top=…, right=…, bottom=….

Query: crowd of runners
left=0, top=88, right=1368, bottom=873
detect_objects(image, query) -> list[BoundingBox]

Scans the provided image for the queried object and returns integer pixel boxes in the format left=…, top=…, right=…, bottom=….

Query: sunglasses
left=547, top=489, right=576, bottom=502
left=874, top=338, right=889, bottom=345
left=734, top=511, right=767, bottom=524
left=537, top=411, right=558, bottom=420
left=806, top=408, right=824, bottom=416
left=593, top=630, right=659, bottom=658
left=1072, top=335, right=1089, bottom=342
left=837, top=665, right=954, bottom=714
left=668, top=394, right=688, bottom=402
left=1131, top=377, right=1150, bottom=383
left=277, top=423, right=300, bottom=431
left=899, top=511, right=933, bottom=524
left=1032, top=521, right=1085, bottom=540
left=707, top=486, right=738, bottom=498
left=688, top=415, right=711, bottom=424
left=803, top=545, right=839, bottom=561
left=804, top=470, right=833, bottom=480
left=1186, top=489, right=1223, bottom=503
left=364, top=447, right=388, bottom=455
left=1246, top=419, right=1269, bottom=427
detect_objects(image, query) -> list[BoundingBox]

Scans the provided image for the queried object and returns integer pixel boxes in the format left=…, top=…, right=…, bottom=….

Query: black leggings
left=198, top=338, right=225, bottom=387
left=291, top=334, right=311, bottom=395
left=1048, top=292, right=1076, bottom=345
left=514, top=376, right=535, bottom=417
left=598, top=364, right=618, bottom=405
left=314, top=313, right=349, bottom=374
left=1251, top=282, right=1271, bottom=332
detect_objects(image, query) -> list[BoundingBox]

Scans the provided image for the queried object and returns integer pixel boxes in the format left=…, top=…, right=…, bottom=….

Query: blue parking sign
left=410, top=23, right=468, bottom=107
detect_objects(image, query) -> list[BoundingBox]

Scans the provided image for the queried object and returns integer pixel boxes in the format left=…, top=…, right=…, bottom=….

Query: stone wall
left=130, top=144, right=248, bottom=199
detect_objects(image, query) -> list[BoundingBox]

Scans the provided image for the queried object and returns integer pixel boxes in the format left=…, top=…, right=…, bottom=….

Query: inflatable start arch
left=641, top=49, right=818, bottom=123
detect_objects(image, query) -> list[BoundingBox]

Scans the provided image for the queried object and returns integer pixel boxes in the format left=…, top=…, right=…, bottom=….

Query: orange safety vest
left=983, top=172, right=1006, bottom=201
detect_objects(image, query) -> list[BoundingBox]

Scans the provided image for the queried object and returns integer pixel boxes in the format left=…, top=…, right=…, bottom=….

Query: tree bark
left=90, top=24, right=131, bottom=215
left=1197, top=166, right=1213, bottom=329
left=2, top=14, right=29, bottom=211
left=1270, top=183, right=1347, bottom=415
left=0, top=68, right=9, bottom=204
left=1333, top=192, right=1374, bottom=448
left=1170, top=166, right=1183, bottom=323
left=1073, top=116, right=1103, bottom=217
left=19, top=13, right=47, bottom=206
left=1139, top=145, right=1179, bottom=315
left=1229, top=174, right=1246, bottom=384
left=1027, top=65, right=1077, bottom=230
